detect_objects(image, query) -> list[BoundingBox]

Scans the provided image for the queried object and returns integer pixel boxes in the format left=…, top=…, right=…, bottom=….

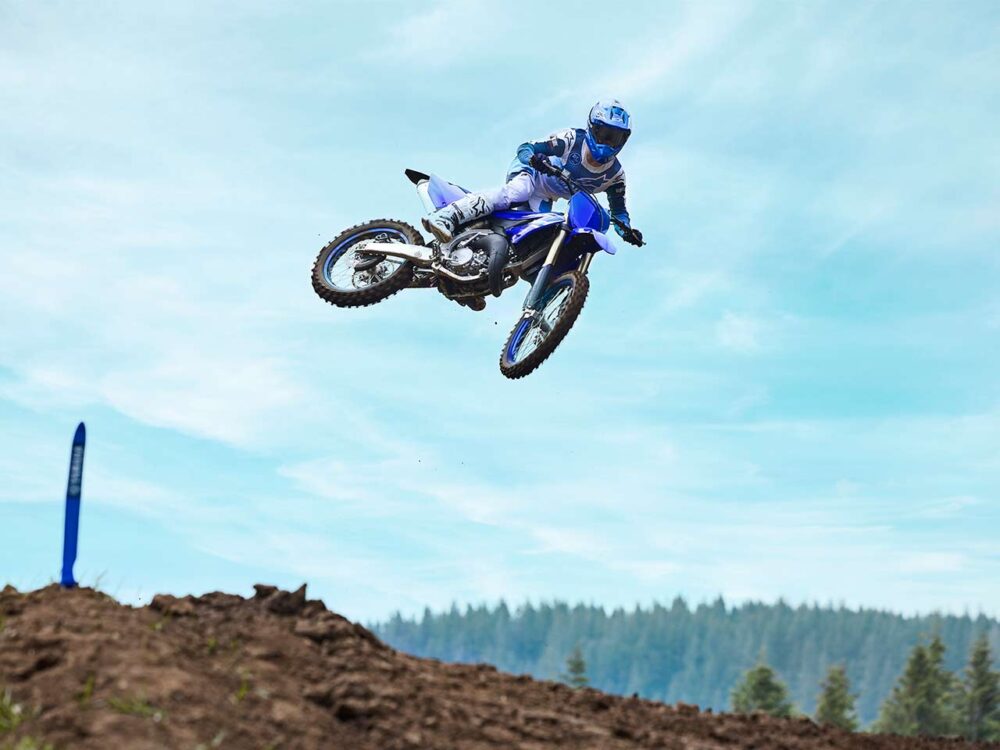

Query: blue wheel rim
left=506, top=278, right=574, bottom=365
left=323, top=227, right=408, bottom=290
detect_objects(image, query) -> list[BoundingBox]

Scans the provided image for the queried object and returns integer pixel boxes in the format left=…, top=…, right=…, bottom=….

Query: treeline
left=373, top=598, right=1000, bottom=727
left=723, top=634, right=998, bottom=739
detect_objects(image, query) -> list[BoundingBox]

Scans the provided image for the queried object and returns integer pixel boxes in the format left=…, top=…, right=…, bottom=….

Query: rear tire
left=499, top=270, right=589, bottom=379
left=311, top=219, right=420, bottom=308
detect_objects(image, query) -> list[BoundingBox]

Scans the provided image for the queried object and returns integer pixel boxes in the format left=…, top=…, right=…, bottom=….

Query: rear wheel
left=499, top=270, right=589, bottom=379
left=311, top=219, right=420, bottom=308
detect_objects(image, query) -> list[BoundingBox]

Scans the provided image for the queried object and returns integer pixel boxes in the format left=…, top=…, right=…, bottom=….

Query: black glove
left=620, top=226, right=644, bottom=246
left=529, top=153, right=556, bottom=174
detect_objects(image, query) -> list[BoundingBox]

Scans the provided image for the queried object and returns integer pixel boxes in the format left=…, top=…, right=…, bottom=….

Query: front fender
left=570, top=227, right=616, bottom=255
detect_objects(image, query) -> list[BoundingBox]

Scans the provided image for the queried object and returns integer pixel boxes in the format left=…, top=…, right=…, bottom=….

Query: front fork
left=521, top=228, right=594, bottom=321
left=522, top=228, right=568, bottom=313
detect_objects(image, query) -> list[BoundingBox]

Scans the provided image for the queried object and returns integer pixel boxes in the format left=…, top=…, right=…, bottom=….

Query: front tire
left=499, top=270, right=589, bottom=379
left=311, top=219, right=420, bottom=308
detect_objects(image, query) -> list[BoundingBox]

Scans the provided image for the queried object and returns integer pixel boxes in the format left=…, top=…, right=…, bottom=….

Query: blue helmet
left=585, top=100, right=632, bottom=164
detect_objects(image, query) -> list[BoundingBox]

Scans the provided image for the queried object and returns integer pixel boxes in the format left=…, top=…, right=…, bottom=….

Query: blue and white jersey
left=508, top=127, right=630, bottom=224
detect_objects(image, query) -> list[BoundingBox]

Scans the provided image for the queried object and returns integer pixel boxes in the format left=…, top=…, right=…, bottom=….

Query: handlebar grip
left=529, top=154, right=554, bottom=174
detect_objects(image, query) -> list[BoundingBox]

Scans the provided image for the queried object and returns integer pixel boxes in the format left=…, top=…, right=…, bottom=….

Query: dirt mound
left=0, top=585, right=993, bottom=750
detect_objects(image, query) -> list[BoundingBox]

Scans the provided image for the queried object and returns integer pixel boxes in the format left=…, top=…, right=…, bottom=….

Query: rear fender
left=427, top=174, right=469, bottom=209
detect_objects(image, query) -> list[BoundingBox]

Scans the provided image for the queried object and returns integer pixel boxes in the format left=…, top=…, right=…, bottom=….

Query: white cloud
left=374, top=0, right=516, bottom=67
left=0, top=305, right=311, bottom=449
left=529, top=527, right=612, bottom=558
left=897, top=553, right=967, bottom=575
left=834, top=479, right=862, bottom=496
left=100, top=354, right=305, bottom=448
left=657, top=270, right=732, bottom=314
left=915, top=496, right=981, bottom=519
left=593, top=1, right=751, bottom=103
left=610, top=560, right=680, bottom=583
left=715, top=312, right=763, bottom=353
left=987, top=302, right=1000, bottom=330
left=279, top=449, right=527, bottom=526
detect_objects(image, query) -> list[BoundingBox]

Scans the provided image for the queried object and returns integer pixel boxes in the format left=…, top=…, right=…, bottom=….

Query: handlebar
left=531, top=157, right=644, bottom=245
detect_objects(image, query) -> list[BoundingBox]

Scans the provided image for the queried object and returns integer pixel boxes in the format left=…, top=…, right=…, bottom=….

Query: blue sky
left=1, top=1, right=998, bottom=622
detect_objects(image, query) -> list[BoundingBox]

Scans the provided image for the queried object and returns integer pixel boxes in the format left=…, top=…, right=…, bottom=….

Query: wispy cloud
left=593, top=1, right=752, bottom=103
left=914, top=496, right=982, bottom=519
left=373, top=0, right=516, bottom=67
left=897, top=553, right=967, bottom=575
left=715, top=312, right=763, bottom=353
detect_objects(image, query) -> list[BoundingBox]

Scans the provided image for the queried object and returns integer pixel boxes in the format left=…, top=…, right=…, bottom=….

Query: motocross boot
left=422, top=194, right=494, bottom=243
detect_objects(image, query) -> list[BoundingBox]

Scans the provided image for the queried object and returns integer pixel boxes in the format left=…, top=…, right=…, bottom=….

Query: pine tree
left=731, top=660, right=794, bottom=718
left=876, top=635, right=960, bottom=737
left=815, top=665, right=858, bottom=731
left=561, top=645, right=589, bottom=688
left=961, top=634, right=999, bottom=741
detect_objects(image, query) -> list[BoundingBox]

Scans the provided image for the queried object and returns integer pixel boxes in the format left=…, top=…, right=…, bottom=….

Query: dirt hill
left=0, top=584, right=993, bottom=750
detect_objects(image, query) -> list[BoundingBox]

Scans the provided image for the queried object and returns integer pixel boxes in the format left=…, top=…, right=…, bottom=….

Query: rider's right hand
left=529, top=153, right=554, bottom=174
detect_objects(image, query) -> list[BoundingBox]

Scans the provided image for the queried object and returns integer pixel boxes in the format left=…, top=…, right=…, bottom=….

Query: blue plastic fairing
left=506, top=213, right=563, bottom=243
left=492, top=209, right=551, bottom=221
left=567, top=192, right=609, bottom=232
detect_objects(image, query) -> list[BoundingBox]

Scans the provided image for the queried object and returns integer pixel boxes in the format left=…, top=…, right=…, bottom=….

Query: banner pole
left=60, top=422, right=86, bottom=588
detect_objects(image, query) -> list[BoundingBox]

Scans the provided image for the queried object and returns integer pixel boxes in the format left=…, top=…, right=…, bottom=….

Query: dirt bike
left=311, top=166, right=642, bottom=379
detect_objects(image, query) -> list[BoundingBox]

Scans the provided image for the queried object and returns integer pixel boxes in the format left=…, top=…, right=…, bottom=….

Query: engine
left=441, top=229, right=501, bottom=277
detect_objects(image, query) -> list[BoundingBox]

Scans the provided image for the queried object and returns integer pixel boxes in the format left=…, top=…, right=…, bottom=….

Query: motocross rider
left=422, top=100, right=645, bottom=249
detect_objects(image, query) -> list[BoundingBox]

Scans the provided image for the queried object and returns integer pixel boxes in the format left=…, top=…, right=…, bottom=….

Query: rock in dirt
left=260, top=583, right=308, bottom=616
left=149, top=594, right=196, bottom=617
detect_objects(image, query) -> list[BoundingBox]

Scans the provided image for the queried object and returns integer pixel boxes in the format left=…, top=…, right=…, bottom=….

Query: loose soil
left=0, top=584, right=994, bottom=749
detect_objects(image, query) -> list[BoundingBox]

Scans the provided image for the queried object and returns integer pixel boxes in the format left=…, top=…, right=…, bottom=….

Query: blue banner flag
left=60, top=422, right=86, bottom=588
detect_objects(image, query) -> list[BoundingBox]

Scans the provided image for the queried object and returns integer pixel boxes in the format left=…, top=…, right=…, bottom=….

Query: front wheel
left=499, top=270, right=590, bottom=379
left=311, top=219, right=420, bottom=308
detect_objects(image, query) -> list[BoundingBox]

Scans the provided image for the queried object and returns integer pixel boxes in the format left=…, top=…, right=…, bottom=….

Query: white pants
left=480, top=171, right=565, bottom=212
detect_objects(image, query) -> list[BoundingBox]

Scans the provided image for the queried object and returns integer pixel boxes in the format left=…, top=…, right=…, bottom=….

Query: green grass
left=107, top=695, right=159, bottom=720
left=76, top=674, right=96, bottom=707
left=0, top=689, right=24, bottom=733
left=2, top=738, right=55, bottom=750
left=233, top=672, right=251, bottom=704
left=0, top=686, right=54, bottom=749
